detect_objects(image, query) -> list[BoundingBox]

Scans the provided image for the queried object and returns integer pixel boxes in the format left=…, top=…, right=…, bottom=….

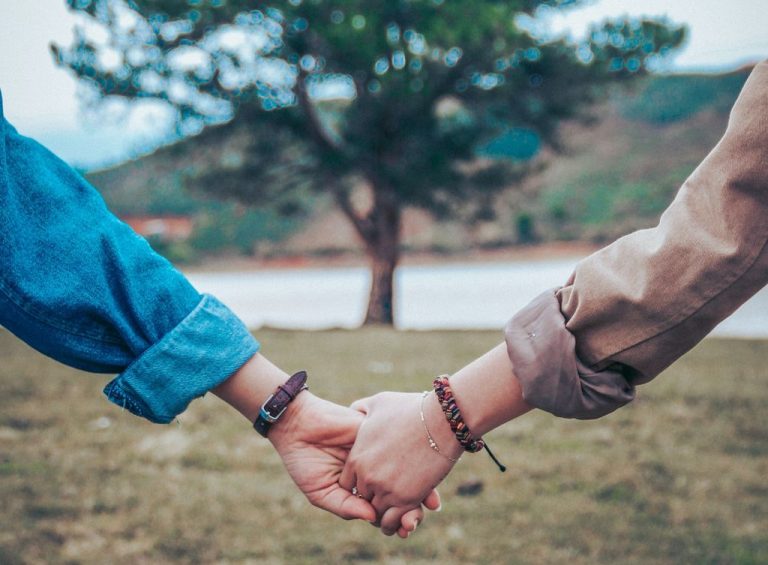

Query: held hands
left=267, top=391, right=377, bottom=521
left=340, top=391, right=462, bottom=536
left=215, top=353, right=448, bottom=536
left=222, top=345, right=527, bottom=536
left=268, top=391, right=441, bottom=536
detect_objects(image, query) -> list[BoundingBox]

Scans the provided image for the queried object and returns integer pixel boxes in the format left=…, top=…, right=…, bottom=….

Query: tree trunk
left=364, top=237, right=399, bottom=325
left=362, top=186, right=401, bottom=325
left=335, top=178, right=401, bottom=326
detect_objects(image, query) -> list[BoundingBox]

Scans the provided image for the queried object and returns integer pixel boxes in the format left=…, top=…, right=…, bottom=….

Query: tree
left=54, top=0, right=685, bottom=325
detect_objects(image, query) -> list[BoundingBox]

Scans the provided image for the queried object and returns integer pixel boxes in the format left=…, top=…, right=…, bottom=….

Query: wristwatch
left=253, top=371, right=309, bottom=437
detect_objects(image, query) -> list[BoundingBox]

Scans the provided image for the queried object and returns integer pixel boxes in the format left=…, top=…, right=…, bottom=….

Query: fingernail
left=412, top=519, right=420, bottom=531
left=436, top=503, right=442, bottom=512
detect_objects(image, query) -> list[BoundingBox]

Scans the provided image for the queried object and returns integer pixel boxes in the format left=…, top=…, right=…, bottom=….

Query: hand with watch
left=212, top=353, right=440, bottom=536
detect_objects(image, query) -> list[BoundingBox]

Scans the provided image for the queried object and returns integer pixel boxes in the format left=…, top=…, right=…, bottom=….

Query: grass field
left=1, top=329, right=766, bottom=564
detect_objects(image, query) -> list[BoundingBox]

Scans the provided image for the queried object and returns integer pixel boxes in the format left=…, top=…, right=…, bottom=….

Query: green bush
left=145, top=236, right=198, bottom=265
left=620, top=72, right=748, bottom=124
left=189, top=204, right=305, bottom=256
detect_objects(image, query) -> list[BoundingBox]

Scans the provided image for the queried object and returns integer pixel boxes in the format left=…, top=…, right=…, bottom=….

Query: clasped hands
left=216, top=345, right=524, bottom=538
left=269, top=389, right=461, bottom=538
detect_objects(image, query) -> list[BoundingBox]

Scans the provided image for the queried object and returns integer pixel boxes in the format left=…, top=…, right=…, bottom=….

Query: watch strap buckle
left=253, top=371, right=309, bottom=438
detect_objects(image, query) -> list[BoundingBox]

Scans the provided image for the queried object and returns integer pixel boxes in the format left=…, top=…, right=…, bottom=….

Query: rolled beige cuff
left=504, top=289, right=635, bottom=419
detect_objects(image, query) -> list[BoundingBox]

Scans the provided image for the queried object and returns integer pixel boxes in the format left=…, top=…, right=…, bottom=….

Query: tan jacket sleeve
left=504, top=61, right=768, bottom=419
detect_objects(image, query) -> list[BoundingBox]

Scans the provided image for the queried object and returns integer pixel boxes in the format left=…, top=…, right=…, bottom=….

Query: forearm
left=503, top=60, right=768, bottom=421
left=559, top=60, right=768, bottom=378
left=403, top=343, right=533, bottom=457
left=213, top=353, right=289, bottom=422
left=448, top=343, right=533, bottom=436
left=212, top=352, right=315, bottom=442
left=0, top=103, right=258, bottom=423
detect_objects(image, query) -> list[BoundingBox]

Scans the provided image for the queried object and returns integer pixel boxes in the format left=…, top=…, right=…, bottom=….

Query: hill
left=86, top=68, right=752, bottom=261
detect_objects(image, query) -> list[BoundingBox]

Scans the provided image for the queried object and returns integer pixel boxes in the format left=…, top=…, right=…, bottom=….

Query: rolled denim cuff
left=504, top=289, right=635, bottom=420
left=103, top=294, right=259, bottom=423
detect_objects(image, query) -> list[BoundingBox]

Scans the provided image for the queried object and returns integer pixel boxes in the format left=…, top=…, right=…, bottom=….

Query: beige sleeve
left=505, top=61, right=768, bottom=419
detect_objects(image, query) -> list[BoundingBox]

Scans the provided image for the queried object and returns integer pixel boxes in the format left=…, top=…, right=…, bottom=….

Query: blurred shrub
left=190, top=204, right=303, bottom=256
left=480, top=128, right=541, bottom=161
left=620, top=72, right=748, bottom=124
left=515, top=212, right=538, bottom=244
left=146, top=236, right=198, bottom=264
left=542, top=175, right=675, bottom=242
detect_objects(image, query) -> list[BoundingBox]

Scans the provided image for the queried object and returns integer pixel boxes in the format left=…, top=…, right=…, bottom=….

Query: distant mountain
left=510, top=68, right=750, bottom=245
left=86, top=67, right=752, bottom=260
left=87, top=126, right=307, bottom=259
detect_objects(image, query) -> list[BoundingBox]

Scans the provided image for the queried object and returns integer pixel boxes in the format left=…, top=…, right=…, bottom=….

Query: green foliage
left=527, top=63, right=747, bottom=244
left=146, top=235, right=198, bottom=263
left=190, top=203, right=304, bottom=255
left=95, top=170, right=200, bottom=215
left=58, top=0, right=686, bottom=321
left=620, top=71, right=748, bottom=123
left=55, top=0, right=686, bottom=211
left=87, top=125, right=312, bottom=257
left=88, top=68, right=746, bottom=255
left=515, top=211, right=537, bottom=243
left=480, top=127, right=541, bottom=160
left=543, top=175, right=675, bottom=240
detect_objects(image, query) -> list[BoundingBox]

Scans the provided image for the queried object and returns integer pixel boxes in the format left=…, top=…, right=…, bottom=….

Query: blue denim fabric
left=0, top=92, right=259, bottom=423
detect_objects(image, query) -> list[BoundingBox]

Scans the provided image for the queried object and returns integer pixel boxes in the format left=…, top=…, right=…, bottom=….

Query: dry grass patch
left=1, top=330, right=766, bottom=564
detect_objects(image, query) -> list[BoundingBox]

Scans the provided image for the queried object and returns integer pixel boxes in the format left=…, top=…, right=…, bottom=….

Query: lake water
left=186, top=258, right=768, bottom=338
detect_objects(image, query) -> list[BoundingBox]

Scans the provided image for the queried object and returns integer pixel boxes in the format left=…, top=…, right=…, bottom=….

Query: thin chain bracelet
left=420, top=391, right=461, bottom=464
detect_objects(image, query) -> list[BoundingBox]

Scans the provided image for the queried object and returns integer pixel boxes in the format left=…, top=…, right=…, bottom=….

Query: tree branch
left=333, top=188, right=375, bottom=245
left=296, top=71, right=347, bottom=155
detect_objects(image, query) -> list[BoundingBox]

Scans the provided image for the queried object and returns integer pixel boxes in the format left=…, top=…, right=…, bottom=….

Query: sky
left=0, top=0, right=766, bottom=169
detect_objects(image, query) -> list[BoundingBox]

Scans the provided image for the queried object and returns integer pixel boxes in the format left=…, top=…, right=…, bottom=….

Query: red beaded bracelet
left=433, top=375, right=506, bottom=472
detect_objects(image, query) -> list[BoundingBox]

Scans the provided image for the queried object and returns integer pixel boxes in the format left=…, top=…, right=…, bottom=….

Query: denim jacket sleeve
left=0, top=94, right=259, bottom=423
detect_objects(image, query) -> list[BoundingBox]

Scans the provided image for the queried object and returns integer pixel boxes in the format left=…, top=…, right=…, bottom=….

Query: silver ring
left=351, top=486, right=363, bottom=498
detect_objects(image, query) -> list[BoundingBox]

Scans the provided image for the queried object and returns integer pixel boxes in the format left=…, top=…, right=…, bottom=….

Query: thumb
left=422, top=488, right=442, bottom=512
left=317, top=486, right=377, bottom=522
left=341, top=495, right=378, bottom=523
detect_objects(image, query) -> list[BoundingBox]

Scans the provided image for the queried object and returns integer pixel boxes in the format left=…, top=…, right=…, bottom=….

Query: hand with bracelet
left=212, top=352, right=440, bottom=532
left=340, top=343, right=532, bottom=536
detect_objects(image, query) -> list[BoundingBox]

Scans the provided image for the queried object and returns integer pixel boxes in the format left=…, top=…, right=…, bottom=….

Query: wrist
left=252, top=370, right=308, bottom=438
left=423, top=390, right=464, bottom=460
left=267, top=390, right=315, bottom=447
left=448, top=343, right=533, bottom=436
left=212, top=353, right=293, bottom=424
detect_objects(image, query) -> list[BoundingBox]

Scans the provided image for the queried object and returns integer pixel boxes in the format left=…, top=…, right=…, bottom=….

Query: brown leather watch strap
left=253, top=371, right=309, bottom=438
